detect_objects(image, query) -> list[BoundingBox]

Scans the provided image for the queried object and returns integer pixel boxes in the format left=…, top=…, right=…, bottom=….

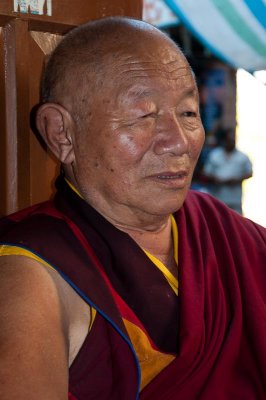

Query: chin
left=146, top=195, right=187, bottom=216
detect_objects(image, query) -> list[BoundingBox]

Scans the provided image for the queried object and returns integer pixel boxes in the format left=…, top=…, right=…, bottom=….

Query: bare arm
left=0, top=256, right=69, bottom=399
left=204, top=172, right=252, bottom=185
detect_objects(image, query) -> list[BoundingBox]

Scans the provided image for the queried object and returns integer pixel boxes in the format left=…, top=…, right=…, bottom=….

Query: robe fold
left=0, top=176, right=265, bottom=399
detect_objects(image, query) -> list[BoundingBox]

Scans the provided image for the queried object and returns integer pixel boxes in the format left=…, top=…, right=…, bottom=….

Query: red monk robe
left=0, top=176, right=265, bottom=399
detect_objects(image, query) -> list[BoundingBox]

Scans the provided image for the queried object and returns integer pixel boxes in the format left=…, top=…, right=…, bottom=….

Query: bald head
left=41, top=17, right=186, bottom=120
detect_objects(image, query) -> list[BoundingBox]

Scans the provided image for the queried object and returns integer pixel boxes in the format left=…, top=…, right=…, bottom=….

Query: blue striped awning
left=164, top=0, right=266, bottom=71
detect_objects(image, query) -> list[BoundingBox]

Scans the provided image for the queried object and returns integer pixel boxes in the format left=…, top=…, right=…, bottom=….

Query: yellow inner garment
left=123, top=319, right=175, bottom=390
left=143, top=215, right=178, bottom=295
left=0, top=245, right=55, bottom=269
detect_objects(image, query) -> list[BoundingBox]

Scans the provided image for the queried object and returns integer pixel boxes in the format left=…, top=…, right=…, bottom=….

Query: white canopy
left=163, top=0, right=266, bottom=71
left=143, top=0, right=179, bottom=28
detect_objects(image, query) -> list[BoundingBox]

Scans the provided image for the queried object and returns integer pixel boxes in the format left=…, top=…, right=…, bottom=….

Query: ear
left=36, top=103, right=75, bottom=164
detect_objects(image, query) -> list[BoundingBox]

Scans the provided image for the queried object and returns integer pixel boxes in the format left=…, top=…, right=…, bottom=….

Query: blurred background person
left=203, top=127, right=253, bottom=214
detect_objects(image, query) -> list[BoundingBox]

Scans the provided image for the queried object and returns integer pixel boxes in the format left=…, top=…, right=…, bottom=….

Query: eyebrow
left=126, top=87, right=153, bottom=99
left=182, top=88, right=198, bottom=99
left=122, top=84, right=198, bottom=105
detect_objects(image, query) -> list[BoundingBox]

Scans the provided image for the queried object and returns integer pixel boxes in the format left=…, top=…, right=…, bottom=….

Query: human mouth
left=149, top=170, right=190, bottom=188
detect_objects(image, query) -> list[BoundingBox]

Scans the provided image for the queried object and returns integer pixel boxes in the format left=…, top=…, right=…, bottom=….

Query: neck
left=117, top=216, right=177, bottom=277
left=111, top=213, right=170, bottom=232
left=63, top=172, right=177, bottom=275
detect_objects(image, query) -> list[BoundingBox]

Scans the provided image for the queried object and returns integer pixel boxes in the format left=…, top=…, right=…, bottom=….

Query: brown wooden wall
left=0, top=0, right=143, bottom=216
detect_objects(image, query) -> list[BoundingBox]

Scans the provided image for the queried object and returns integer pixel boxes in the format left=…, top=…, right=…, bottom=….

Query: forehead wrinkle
left=114, top=63, right=190, bottom=79
left=117, top=69, right=193, bottom=83
left=111, top=57, right=191, bottom=86
left=114, top=58, right=187, bottom=72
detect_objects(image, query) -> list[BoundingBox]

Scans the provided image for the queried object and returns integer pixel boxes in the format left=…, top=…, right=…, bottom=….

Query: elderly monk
left=0, top=17, right=265, bottom=400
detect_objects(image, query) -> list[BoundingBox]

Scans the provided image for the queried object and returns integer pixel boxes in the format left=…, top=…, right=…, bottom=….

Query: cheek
left=190, top=128, right=205, bottom=160
left=114, top=131, right=152, bottom=161
left=117, top=136, right=141, bottom=157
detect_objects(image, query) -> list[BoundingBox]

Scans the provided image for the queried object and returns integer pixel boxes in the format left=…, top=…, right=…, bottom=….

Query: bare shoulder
left=0, top=255, right=90, bottom=399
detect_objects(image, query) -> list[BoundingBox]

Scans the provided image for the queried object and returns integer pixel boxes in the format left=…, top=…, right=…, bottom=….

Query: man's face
left=72, top=37, right=205, bottom=223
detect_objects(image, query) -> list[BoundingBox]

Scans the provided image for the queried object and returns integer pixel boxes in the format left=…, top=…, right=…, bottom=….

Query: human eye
left=140, top=112, right=156, bottom=119
left=122, top=112, right=155, bottom=128
left=180, top=108, right=202, bottom=130
left=182, top=110, right=197, bottom=118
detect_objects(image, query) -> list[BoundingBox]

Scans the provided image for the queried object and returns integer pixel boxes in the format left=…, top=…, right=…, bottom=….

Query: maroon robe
left=141, top=191, right=266, bottom=399
left=0, top=176, right=265, bottom=399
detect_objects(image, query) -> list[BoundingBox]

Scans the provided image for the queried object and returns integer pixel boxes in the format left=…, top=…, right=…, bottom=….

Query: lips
left=156, top=171, right=188, bottom=179
left=148, top=169, right=190, bottom=188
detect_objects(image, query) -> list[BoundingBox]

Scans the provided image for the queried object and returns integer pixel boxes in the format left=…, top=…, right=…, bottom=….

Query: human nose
left=153, top=112, right=189, bottom=156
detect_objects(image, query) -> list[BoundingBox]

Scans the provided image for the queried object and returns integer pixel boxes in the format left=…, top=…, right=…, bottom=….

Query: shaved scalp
left=41, top=16, right=184, bottom=124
